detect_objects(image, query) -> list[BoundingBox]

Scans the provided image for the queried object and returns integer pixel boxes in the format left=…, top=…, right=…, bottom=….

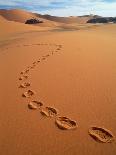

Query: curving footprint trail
left=17, top=42, right=114, bottom=143
left=18, top=42, right=77, bottom=130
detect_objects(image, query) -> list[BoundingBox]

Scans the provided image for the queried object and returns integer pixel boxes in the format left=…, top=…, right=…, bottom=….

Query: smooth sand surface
left=0, top=11, right=116, bottom=155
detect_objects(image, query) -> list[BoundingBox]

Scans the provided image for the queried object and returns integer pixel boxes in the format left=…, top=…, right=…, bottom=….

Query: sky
left=0, top=0, right=116, bottom=17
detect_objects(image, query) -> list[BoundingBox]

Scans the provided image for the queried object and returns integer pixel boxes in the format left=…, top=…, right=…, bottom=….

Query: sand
left=0, top=9, right=91, bottom=24
left=0, top=9, right=116, bottom=155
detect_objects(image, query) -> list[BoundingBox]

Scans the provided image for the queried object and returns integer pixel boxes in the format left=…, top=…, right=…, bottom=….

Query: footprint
left=25, top=69, right=29, bottom=73
left=44, top=54, right=50, bottom=57
left=20, top=71, right=25, bottom=75
left=20, top=69, right=29, bottom=75
left=22, top=90, right=35, bottom=98
left=55, top=116, right=77, bottom=130
left=30, top=66, right=34, bottom=69
left=19, top=75, right=28, bottom=80
left=23, top=44, right=29, bottom=47
left=51, top=51, right=54, bottom=55
left=28, top=100, right=43, bottom=110
left=58, top=45, right=62, bottom=48
left=41, top=57, right=46, bottom=61
left=35, top=43, right=41, bottom=45
left=88, top=126, right=114, bottom=143
left=41, top=107, right=58, bottom=117
left=30, top=64, right=36, bottom=69
left=33, top=62, right=37, bottom=65
left=27, top=66, right=31, bottom=69
left=28, top=102, right=38, bottom=110
left=56, top=48, right=61, bottom=51
left=19, top=82, right=30, bottom=88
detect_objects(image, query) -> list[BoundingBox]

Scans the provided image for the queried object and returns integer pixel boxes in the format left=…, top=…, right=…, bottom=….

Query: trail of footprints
left=18, top=43, right=115, bottom=143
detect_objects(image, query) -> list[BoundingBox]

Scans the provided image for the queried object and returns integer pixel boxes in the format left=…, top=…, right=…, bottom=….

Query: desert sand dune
left=36, top=13, right=92, bottom=24
left=0, top=18, right=44, bottom=38
left=0, top=9, right=91, bottom=24
left=0, top=9, right=116, bottom=155
left=0, top=9, right=35, bottom=23
left=0, top=14, right=7, bottom=21
left=0, top=9, right=61, bottom=28
left=0, top=9, right=102, bottom=40
left=0, top=9, right=61, bottom=39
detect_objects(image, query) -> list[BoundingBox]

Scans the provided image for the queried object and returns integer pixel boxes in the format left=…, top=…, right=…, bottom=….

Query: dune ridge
left=0, top=9, right=92, bottom=24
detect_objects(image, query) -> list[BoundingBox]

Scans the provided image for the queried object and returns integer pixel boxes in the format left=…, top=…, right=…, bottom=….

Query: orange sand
left=0, top=9, right=116, bottom=155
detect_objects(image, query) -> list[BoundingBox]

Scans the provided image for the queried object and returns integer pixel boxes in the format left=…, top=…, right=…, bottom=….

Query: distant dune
left=1, top=9, right=114, bottom=38
left=0, top=9, right=98, bottom=37
left=0, top=9, right=62, bottom=37
left=0, top=9, right=93, bottom=24
left=0, top=9, right=100, bottom=34
left=0, top=9, right=35, bottom=23
left=0, top=9, right=61, bottom=28
left=35, top=13, right=92, bottom=24
left=0, top=14, right=7, bottom=21
left=0, top=13, right=49, bottom=38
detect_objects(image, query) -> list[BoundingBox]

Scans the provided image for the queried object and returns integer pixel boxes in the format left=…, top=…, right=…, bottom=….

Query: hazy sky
left=0, top=0, right=116, bottom=17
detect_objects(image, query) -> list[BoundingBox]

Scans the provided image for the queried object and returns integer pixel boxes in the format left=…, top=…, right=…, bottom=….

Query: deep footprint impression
left=55, top=116, right=77, bottom=130
left=41, top=107, right=58, bottom=117
left=41, top=57, right=46, bottom=61
left=28, top=102, right=37, bottom=110
left=28, top=100, right=43, bottom=110
left=19, top=75, right=28, bottom=80
left=89, top=126, right=114, bottom=143
left=19, top=82, right=30, bottom=88
left=22, top=90, right=35, bottom=98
